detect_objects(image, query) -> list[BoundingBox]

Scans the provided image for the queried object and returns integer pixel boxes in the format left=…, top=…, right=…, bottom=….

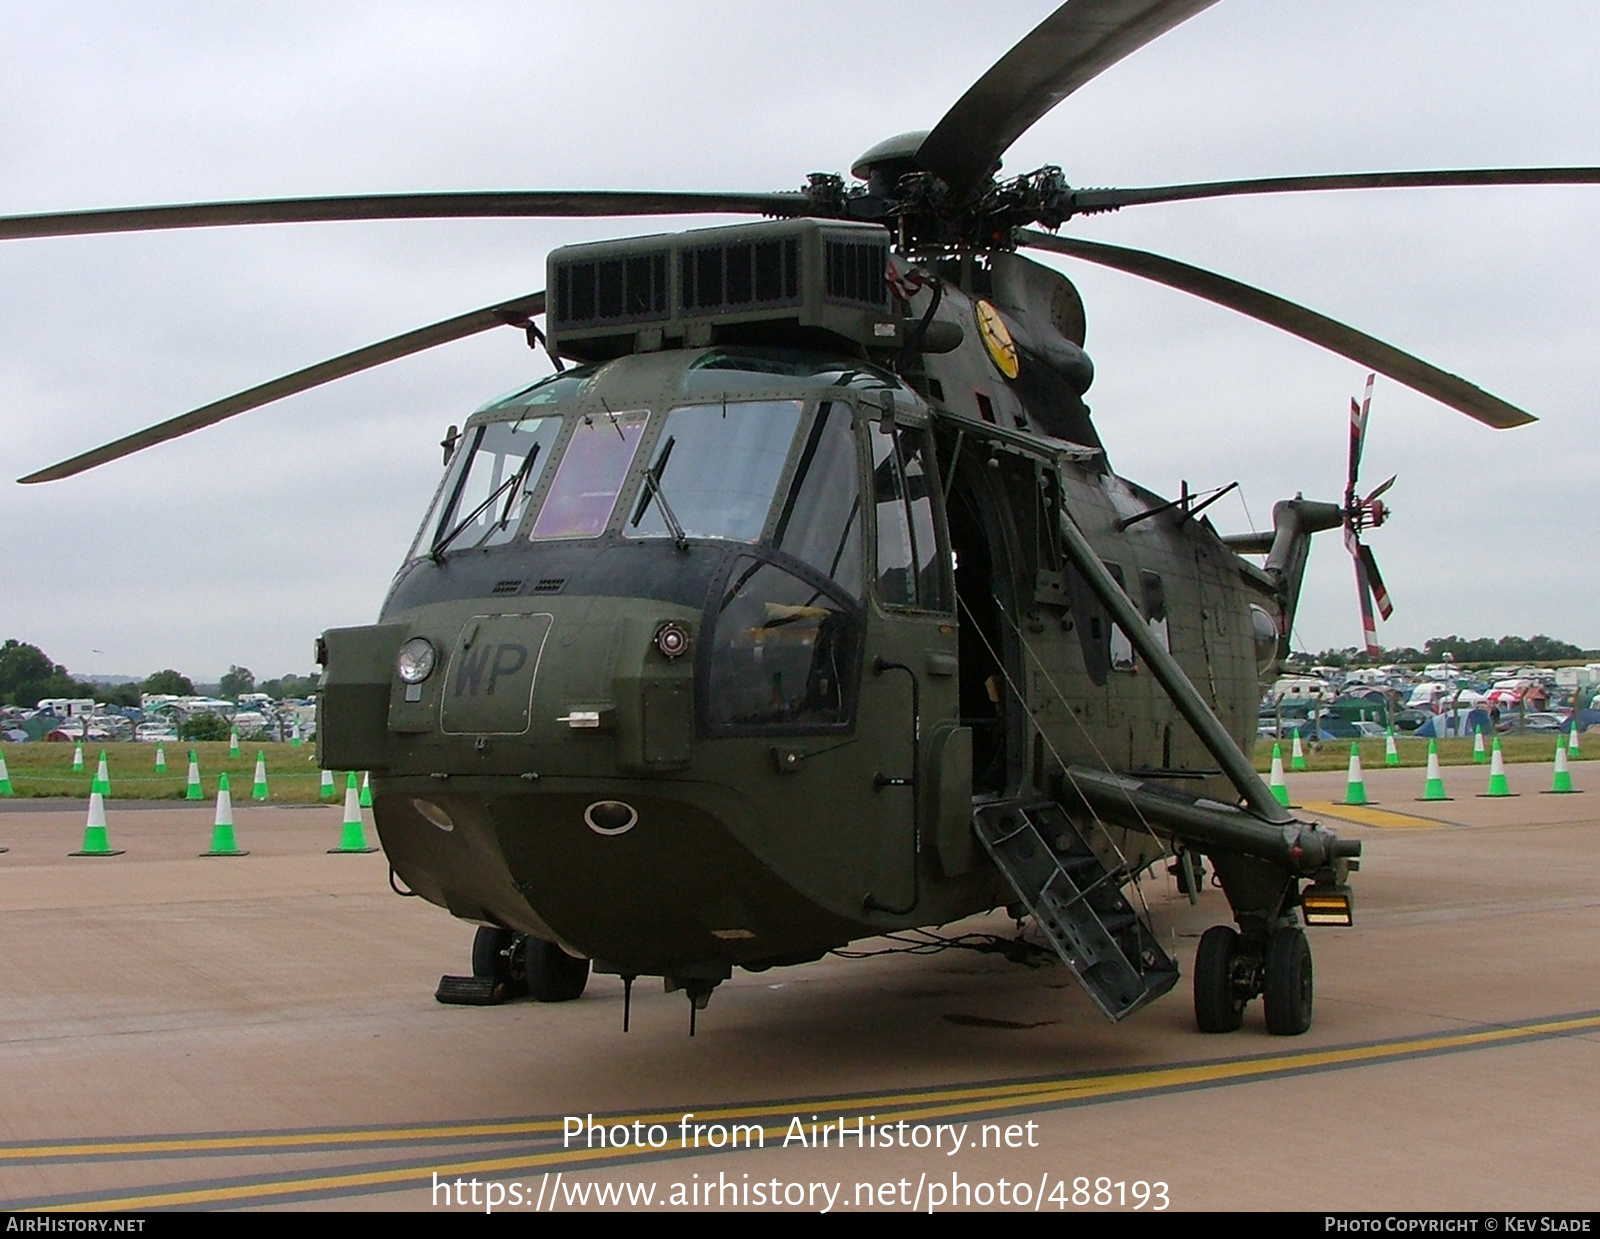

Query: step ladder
left=973, top=795, right=1179, bottom=1021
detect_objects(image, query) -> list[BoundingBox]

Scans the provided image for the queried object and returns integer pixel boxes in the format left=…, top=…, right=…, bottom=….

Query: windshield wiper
left=630, top=435, right=689, bottom=552
left=431, top=444, right=540, bottom=561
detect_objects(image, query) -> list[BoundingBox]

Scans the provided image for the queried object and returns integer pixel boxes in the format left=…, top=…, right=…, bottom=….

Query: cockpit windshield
left=415, top=415, right=562, bottom=557
left=627, top=400, right=802, bottom=543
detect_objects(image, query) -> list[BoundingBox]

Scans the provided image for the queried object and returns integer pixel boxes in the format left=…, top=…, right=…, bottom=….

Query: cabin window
left=625, top=400, right=803, bottom=543
left=870, top=423, right=950, bottom=612
left=1106, top=563, right=1136, bottom=672
left=1140, top=569, right=1171, bottom=652
left=418, top=415, right=562, bottom=556
left=528, top=410, right=648, bottom=539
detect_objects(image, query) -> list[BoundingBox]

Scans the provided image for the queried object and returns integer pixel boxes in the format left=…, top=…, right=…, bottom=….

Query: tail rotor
left=1343, top=374, right=1395, bottom=655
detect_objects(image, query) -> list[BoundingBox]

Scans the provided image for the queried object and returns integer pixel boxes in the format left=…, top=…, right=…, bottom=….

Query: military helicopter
left=8, top=0, right=1592, bottom=1037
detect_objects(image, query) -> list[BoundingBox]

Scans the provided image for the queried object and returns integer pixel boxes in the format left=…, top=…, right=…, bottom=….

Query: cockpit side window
left=770, top=401, right=863, bottom=600
left=869, top=422, right=951, bottom=612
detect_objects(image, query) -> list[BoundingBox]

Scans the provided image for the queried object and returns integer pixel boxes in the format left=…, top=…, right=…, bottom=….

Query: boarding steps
left=973, top=795, right=1179, bottom=1021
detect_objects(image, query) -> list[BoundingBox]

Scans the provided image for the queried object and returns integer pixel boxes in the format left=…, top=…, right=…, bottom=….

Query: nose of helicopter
left=315, top=591, right=869, bottom=972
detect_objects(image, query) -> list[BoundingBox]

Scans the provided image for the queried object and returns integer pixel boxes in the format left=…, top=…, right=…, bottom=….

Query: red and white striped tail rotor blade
left=1359, top=542, right=1395, bottom=620
left=1346, top=372, right=1375, bottom=503
left=1353, top=549, right=1381, bottom=656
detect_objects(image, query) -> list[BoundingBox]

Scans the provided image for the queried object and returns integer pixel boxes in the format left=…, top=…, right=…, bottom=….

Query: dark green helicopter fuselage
left=319, top=296, right=1273, bottom=986
left=318, top=238, right=1283, bottom=989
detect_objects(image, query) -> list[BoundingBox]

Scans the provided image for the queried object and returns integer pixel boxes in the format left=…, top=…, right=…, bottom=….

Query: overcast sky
left=1, top=1, right=1596, bottom=681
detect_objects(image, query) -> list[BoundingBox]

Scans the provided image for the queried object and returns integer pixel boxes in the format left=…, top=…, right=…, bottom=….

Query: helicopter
left=6, top=0, right=1592, bottom=1037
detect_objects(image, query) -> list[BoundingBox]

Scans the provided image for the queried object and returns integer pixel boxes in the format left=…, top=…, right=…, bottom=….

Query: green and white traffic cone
left=1546, top=737, right=1577, bottom=795
left=229, top=729, right=240, bottom=758
left=359, top=772, right=372, bottom=809
left=71, top=789, right=122, bottom=856
left=201, top=773, right=248, bottom=856
left=1419, top=739, right=1450, bottom=801
left=1290, top=730, right=1307, bottom=772
left=1482, top=737, right=1514, bottom=797
left=329, top=773, right=377, bottom=854
left=72, top=742, right=84, bottom=773
left=1473, top=727, right=1488, bottom=764
left=185, top=750, right=203, bottom=801
left=1269, top=742, right=1291, bottom=807
left=251, top=750, right=269, bottom=801
left=1568, top=724, right=1583, bottom=761
left=154, top=741, right=167, bottom=774
left=319, top=769, right=336, bottom=802
left=95, top=750, right=111, bottom=799
left=1344, top=743, right=1369, bottom=806
left=1384, top=726, right=1400, bottom=767
left=290, top=720, right=303, bottom=748
left=0, top=749, right=13, bottom=796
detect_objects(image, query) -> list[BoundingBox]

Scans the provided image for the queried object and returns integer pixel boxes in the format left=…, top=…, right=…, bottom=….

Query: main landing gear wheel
left=1193, top=924, right=1247, bottom=1033
left=525, top=938, right=590, bottom=1002
left=1263, top=927, right=1314, bottom=1036
left=471, top=926, right=527, bottom=998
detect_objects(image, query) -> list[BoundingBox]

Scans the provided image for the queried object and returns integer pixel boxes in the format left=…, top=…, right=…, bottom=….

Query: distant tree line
left=0, top=639, right=316, bottom=708
left=1295, top=634, right=1594, bottom=668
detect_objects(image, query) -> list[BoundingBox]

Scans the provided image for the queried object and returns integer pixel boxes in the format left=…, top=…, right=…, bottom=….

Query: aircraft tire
left=471, top=926, right=528, bottom=996
left=1193, top=924, right=1246, bottom=1033
left=525, top=938, right=590, bottom=1002
left=1263, top=927, right=1313, bottom=1036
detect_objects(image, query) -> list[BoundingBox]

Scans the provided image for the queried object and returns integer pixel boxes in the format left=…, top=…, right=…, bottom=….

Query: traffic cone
left=1344, top=743, right=1369, bottom=806
left=154, top=741, right=167, bottom=774
left=71, top=789, right=122, bottom=856
left=229, top=729, right=240, bottom=758
left=359, top=772, right=373, bottom=809
left=1473, top=727, right=1488, bottom=764
left=290, top=720, right=303, bottom=748
left=251, top=751, right=269, bottom=801
left=201, top=773, right=248, bottom=856
left=1419, top=739, right=1451, bottom=801
left=95, top=750, right=111, bottom=799
left=185, top=750, right=203, bottom=801
left=1290, top=730, right=1307, bottom=772
left=1546, top=737, right=1577, bottom=795
left=1269, top=742, right=1290, bottom=807
left=329, top=773, right=378, bottom=854
left=1569, top=724, right=1583, bottom=761
left=0, top=749, right=12, bottom=796
left=319, top=769, right=336, bottom=801
left=1384, top=726, right=1400, bottom=767
left=1481, top=737, right=1514, bottom=797
left=72, top=742, right=84, bottom=773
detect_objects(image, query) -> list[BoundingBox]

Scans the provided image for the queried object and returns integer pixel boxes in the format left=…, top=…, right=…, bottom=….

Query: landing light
left=397, top=637, right=437, bottom=684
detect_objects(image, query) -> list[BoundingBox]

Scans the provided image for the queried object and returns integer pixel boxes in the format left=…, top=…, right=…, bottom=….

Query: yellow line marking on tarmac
left=40, top=1011, right=1600, bottom=1211
left=1298, top=800, right=1450, bottom=829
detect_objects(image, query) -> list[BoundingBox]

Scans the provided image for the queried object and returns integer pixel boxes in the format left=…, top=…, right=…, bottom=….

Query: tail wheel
left=526, top=938, right=590, bottom=1002
left=1263, top=927, right=1314, bottom=1036
left=1193, top=924, right=1247, bottom=1033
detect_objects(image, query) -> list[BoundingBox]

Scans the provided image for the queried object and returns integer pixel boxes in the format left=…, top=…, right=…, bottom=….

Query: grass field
left=0, top=733, right=1583, bottom=801
left=0, top=742, right=341, bottom=802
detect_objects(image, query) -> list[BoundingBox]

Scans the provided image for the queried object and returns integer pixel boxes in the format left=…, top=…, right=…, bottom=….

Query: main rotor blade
left=1017, top=230, right=1537, bottom=430
left=917, top=0, right=1218, bottom=200
left=1070, top=167, right=1600, bottom=214
left=18, top=291, right=545, bottom=484
left=0, top=191, right=804, bottom=242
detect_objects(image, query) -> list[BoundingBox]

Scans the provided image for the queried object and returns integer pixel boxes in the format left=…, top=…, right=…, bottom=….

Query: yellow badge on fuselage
left=973, top=299, right=1019, bottom=379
